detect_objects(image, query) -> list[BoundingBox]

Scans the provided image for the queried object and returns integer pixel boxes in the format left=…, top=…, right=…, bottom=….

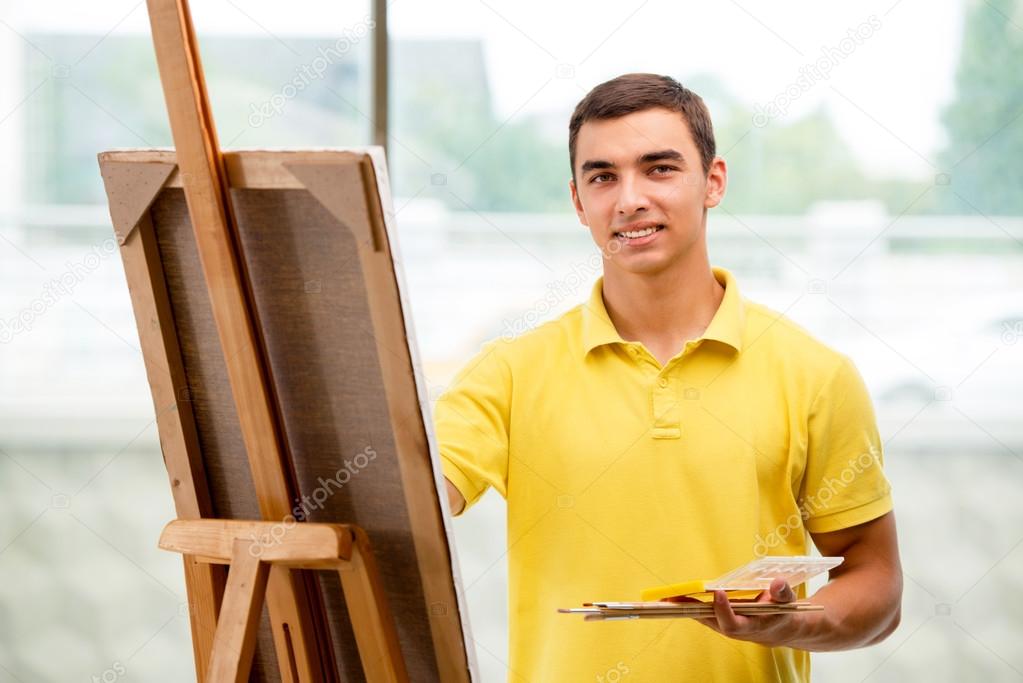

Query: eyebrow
left=579, top=149, right=686, bottom=175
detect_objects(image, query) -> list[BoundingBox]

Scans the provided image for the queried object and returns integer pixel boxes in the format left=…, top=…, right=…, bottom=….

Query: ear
left=703, top=156, right=728, bottom=209
left=569, top=178, right=589, bottom=226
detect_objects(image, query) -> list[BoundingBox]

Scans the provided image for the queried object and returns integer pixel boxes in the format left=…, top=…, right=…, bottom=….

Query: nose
left=615, top=172, right=650, bottom=216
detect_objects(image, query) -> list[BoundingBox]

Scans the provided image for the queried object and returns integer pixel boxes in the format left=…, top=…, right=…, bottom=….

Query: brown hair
left=568, top=73, right=716, bottom=182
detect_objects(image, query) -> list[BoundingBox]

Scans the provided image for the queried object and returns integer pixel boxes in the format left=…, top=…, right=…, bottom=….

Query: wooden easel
left=138, top=0, right=411, bottom=679
left=159, top=520, right=406, bottom=682
left=100, top=146, right=474, bottom=681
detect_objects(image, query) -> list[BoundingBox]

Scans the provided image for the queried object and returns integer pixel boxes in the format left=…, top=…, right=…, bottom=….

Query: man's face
left=570, top=107, right=726, bottom=276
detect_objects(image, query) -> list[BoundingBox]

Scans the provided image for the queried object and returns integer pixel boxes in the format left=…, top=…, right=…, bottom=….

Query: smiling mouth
left=613, top=224, right=665, bottom=238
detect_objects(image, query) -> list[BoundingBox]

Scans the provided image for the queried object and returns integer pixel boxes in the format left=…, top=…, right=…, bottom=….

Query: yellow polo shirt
left=436, top=266, right=893, bottom=682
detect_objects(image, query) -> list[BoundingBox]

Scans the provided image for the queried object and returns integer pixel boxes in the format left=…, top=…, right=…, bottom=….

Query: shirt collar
left=580, top=266, right=744, bottom=359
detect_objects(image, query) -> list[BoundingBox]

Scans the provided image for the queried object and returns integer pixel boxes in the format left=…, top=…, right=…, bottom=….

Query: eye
left=590, top=173, right=614, bottom=184
left=651, top=165, right=677, bottom=175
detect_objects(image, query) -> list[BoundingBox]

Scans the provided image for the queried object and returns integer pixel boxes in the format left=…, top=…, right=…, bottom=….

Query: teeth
left=618, top=225, right=661, bottom=238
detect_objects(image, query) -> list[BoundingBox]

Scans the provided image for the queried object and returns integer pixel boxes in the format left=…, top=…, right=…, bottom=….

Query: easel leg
left=207, top=539, right=270, bottom=683
left=337, top=529, right=410, bottom=683
left=182, top=555, right=226, bottom=681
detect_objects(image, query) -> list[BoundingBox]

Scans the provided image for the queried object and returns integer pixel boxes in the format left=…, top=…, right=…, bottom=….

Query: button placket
left=625, top=344, right=660, bottom=375
left=652, top=372, right=681, bottom=439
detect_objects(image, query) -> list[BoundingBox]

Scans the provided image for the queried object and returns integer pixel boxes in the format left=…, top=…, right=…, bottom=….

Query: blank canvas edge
left=365, top=146, right=482, bottom=683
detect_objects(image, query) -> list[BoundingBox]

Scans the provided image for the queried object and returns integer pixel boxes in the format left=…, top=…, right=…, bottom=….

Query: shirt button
left=658, top=378, right=668, bottom=388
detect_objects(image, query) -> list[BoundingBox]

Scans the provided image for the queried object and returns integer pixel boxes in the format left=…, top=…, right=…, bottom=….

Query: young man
left=436, top=73, right=902, bottom=681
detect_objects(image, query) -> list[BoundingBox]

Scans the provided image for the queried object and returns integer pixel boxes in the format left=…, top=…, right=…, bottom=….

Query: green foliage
left=391, top=67, right=928, bottom=215
left=29, top=18, right=1020, bottom=218
left=937, top=0, right=1023, bottom=215
left=716, top=105, right=877, bottom=213
left=389, top=66, right=567, bottom=212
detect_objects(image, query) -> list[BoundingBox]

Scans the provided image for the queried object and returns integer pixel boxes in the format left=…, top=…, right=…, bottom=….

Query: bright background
left=1, top=0, right=1021, bottom=680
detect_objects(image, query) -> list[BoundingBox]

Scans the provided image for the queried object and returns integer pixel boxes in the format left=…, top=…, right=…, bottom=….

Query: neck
left=601, top=248, right=724, bottom=347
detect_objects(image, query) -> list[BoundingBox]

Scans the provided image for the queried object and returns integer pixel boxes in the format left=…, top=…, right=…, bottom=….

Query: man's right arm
left=435, top=339, right=512, bottom=519
left=445, top=476, right=466, bottom=516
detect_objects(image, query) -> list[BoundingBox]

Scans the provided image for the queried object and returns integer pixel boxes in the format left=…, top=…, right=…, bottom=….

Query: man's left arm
left=697, top=510, right=903, bottom=651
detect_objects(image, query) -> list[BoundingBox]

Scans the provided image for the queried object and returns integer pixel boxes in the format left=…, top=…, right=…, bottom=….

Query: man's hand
left=695, top=512, right=902, bottom=651
left=694, top=578, right=799, bottom=648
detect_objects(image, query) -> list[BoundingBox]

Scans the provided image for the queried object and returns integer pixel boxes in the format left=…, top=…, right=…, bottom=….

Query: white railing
left=2, top=201, right=1021, bottom=453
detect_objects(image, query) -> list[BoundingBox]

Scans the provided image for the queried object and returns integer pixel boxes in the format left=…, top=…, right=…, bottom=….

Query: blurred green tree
left=938, top=0, right=1023, bottom=215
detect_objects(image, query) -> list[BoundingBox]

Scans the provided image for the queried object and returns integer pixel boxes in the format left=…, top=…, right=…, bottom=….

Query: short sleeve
left=433, top=339, right=512, bottom=515
left=800, top=355, right=893, bottom=534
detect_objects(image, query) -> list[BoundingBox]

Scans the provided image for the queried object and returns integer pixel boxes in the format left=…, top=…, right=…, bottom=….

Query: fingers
left=711, top=590, right=742, bottom=632
left=769, top=578, right=794, bottom=603
left=695, top=585, right=797, bottom=645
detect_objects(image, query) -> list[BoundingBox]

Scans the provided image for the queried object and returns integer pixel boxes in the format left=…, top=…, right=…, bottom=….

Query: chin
left=612, top=254, right=677, bottom=276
